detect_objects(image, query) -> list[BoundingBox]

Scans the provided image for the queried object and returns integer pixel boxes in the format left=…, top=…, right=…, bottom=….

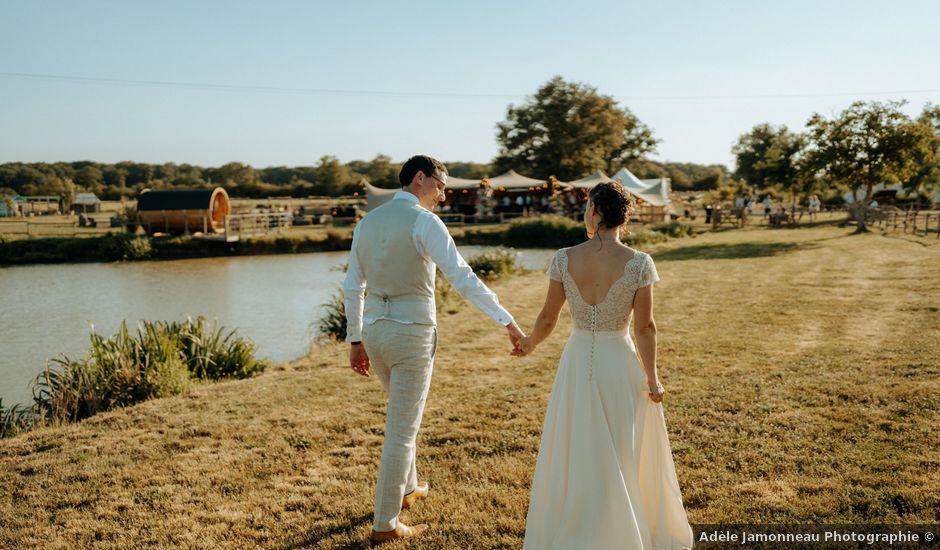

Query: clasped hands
left=507, top=320, right=534, bottom=357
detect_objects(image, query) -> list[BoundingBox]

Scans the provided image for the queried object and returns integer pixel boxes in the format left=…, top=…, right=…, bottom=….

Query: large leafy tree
left=365, top=154, right=400, bottom=188
left=314, top=155, right=358, bottom=195
left=906, top=104, right=940, bottom=200
left=732, top=123, right=805, bottom=193
left=494, top=76, right=657, bottom=181
left=804, top=100, right=933, bottom=231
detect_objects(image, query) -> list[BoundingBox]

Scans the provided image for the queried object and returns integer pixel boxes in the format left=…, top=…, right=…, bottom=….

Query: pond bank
left=0, top=218, right=694, bottom=266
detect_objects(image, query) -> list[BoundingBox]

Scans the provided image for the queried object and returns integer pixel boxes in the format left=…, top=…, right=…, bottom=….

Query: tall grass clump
left=466, top=248, right=523, bottom=280
left=0, top=399, right=33, bottom=438
left=0, top=317, right=265, bottom=437
left=317, top=290, right=348, bottom=342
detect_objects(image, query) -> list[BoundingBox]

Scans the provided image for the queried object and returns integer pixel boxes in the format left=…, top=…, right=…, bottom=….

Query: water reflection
left=0, top=247, right=553, bottom=406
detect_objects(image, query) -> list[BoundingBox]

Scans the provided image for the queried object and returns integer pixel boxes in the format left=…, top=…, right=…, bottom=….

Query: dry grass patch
left=1, top=222, right=938, bottom=548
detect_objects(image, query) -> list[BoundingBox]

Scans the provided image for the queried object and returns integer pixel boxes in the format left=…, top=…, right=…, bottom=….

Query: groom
left=343, top=155, right=525, bottom=544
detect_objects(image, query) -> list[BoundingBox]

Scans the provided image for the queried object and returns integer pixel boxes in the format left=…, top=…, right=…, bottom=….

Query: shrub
left=120, top=235, right=153, bottom=260
left=624, top=230, right=669, bottom=247
left=0, top=399, right=33, bottom=438
left=118, top=204, right=140, bottom=234
left=170, top=316, right=266, bottom=380
left=317, top=289, right=348, bottom=342
left=2, top=317, right=265, bottom=436
left=466, top=248, right=523, bottom=280
left=651, top=221, right=694, bottom=239
left=504, top=216, right=584, bottom=248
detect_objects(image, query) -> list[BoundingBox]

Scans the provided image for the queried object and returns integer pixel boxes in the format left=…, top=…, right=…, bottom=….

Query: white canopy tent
left=610, top=167, right=652, bottom=194
left=634, top=179, right=671, bottom=207
left=362, top=179, right=399, bottom=212
left=567, top=170, right=610, bottom=190
left=609, top=168, right=671, bottom=208
left=487, top=170, right=549, bottom=191
left=446, top=175, right=484, bottom=190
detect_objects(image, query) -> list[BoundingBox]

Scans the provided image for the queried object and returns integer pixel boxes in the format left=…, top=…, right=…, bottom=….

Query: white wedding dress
left=523, top=249, right=693, bottom=549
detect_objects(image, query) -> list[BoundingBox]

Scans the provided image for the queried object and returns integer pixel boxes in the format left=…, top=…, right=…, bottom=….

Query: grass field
left=0, top=222, right=937, bottom=548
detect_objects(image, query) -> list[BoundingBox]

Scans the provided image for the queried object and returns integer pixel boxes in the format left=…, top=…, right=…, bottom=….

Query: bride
left=513, top=181, right=693, bottom=549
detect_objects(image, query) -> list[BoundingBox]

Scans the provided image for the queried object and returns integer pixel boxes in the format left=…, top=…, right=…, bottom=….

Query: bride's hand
left=647, top=380, right=665, bottom=403
left=511, top=336, right=535, bottom=357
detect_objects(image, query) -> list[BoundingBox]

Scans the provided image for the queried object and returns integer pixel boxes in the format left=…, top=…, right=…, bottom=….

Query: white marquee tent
left=609, top=168, right=672, bottom=208
left=446, top=175, right=484, bottom=190
left=567, top=170, right=610, bottom=189
left=610, top=167, right=651, bottom=194
left=362, top=179, right=399, bottom=212
left=487, top=170, right=549, bottom=191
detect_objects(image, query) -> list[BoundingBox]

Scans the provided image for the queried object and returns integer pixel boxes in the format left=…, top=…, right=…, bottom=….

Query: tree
left=119, top=162, right=154, bottom=187
left=73, top=166, right=104, bottom=190
left=206, top=162, right=260, bottom=188
left=314, top=156, right=356, bottom=195
left=906, top=104, right=940, bottom=202
left=804, top=100, right=933, bottom=232
left=732, top=123, right=805, bottom=193
left=103, top=167, right=128, bottom=197
left=494, top=76, right=657, bottom=181
left=446, top=161, right=494, bottom=179
left=366, top=154, right=400, bottom=188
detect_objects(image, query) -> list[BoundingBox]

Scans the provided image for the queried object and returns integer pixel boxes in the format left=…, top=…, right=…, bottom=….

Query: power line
left=1, top=71, right=939, bottom=102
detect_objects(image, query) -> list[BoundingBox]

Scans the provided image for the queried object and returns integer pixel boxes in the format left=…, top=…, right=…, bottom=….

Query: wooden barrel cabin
left=137, top=187, right=231, bottom=235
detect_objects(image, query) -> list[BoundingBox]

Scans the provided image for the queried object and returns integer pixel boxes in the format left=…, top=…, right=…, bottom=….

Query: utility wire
left=1, top=71, right=939, bottom=101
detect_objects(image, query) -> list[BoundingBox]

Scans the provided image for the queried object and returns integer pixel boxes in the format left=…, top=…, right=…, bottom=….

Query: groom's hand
left=506, top=320, right=525, bottom=352
left=349, top=343, right=370, bottom=377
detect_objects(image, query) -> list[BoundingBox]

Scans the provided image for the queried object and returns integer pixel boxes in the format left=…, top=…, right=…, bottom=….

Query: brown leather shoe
left=369, top=522, right=429, bottom=546
left=401, top=482, right=430, bottom=511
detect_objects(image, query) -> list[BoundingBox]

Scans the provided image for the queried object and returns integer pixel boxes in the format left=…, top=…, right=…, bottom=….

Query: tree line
left=3, top=76, right=935, bottom=226
left=0, top=155, right=438, bottom=203
left=0, top=155, right=728, bottom=206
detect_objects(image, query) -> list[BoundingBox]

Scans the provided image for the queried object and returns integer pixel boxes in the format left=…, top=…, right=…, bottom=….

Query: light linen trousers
left=361, top=319, right=438, bottom=532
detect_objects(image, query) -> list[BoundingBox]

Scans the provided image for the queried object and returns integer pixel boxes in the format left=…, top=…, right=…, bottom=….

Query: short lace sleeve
left=546, top=249, right=564, bottom=282
left=638, top=253, right=660, bottom=288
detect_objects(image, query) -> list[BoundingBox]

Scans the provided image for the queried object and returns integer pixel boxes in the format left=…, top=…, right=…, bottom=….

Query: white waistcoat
left=356, top=198, right=437, bottom=326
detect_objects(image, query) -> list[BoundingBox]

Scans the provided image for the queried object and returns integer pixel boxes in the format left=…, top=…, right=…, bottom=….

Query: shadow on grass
left=287, top=512, right=373, bottom=549
left=654, top=241, right=812, bottom=262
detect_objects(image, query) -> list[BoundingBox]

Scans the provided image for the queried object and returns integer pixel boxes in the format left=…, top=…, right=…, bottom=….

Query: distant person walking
left=807, top=194, right=821, bottom=222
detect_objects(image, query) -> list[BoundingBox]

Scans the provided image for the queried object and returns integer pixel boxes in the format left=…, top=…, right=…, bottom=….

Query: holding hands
left=511, top=335, right=535, bottom=357
left=506, top=320, right=527, bottom=356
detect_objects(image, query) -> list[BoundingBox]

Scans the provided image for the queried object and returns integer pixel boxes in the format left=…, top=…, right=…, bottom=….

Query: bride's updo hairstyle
left=589, top=181, right=635, bottom=230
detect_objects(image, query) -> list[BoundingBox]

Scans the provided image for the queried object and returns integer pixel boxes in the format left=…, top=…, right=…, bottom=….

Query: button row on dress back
left=589, top=305, right=596, bottom=380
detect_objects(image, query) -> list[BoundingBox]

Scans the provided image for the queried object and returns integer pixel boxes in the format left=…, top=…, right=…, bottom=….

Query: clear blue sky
left=1, top=0, right=939, bottom=170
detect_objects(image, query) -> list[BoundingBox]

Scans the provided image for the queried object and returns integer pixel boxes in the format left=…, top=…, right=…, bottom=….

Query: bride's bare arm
left=633, top=285, right=664, bottom=401
left=514, top=280, right=566, bottom=355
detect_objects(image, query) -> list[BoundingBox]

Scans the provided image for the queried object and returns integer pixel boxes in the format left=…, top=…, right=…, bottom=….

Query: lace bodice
left=546, top=248, right=660, bottom=332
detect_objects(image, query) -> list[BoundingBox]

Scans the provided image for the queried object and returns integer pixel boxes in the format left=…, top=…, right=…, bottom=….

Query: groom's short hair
left=399, top=155, right=447, bottom=187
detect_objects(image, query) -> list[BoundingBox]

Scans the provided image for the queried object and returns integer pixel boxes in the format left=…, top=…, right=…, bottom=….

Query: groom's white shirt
left=343, top=191, right=512, bottom=343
